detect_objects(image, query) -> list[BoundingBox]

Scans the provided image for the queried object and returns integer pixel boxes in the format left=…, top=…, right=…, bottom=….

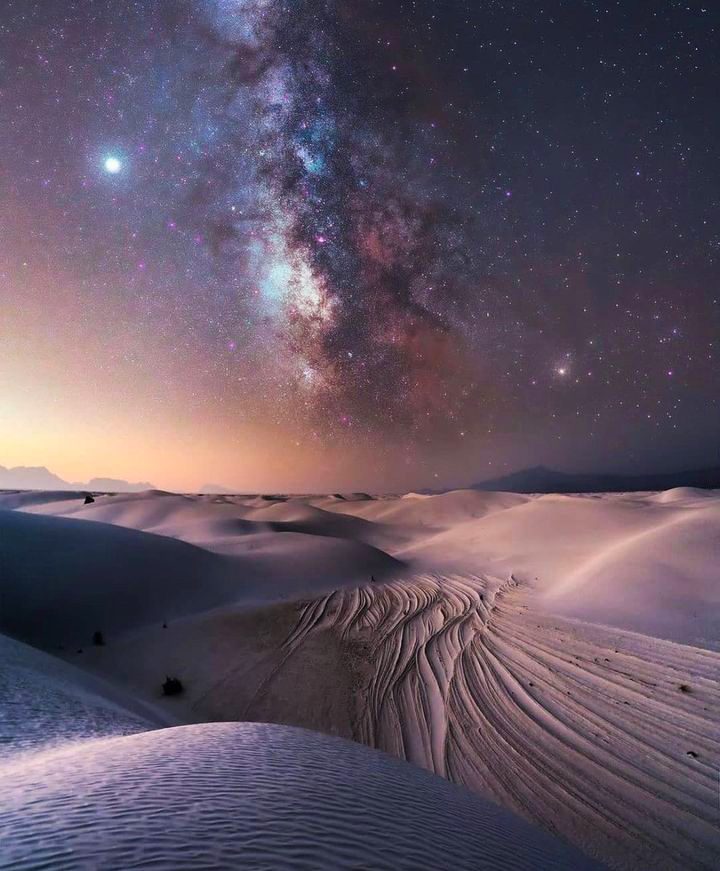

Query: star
left=103, top=156, right=122, bottom=174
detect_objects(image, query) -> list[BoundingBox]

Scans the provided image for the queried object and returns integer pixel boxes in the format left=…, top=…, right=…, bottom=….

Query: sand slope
left=0, top=632, right=166, bottom=760
left=19, top=486, right=719, bottom=650
left=0, top=504, right=400, bottom=649
left=313, top=487, right=530, bottom=527
left=0, top=509, right=241, bottom=647
left=0, top=722, right=602, bottom=871
left=285, top=575, right=720, bottom=870
left=398, top=490, right=720, bottom=649
left=543, top=501, right=720, bottom=643
left=42, top=488, right=411, bottom=553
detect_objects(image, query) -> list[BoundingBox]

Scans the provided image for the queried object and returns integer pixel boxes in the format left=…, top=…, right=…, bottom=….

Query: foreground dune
left=0, top=722, right=602, bottom=870
left=1, top=486, right=718, bottom=869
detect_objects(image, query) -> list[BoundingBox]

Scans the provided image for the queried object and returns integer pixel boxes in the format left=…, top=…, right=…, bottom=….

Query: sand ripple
left=286, top=574, right=720, bottom=870
left=0, top=722, right=601, bottom=870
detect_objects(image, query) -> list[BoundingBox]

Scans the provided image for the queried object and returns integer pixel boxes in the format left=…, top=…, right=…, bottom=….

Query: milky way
left=0, top=0, right=718, bottom=489
left=193, top=0, right=499, bottom=439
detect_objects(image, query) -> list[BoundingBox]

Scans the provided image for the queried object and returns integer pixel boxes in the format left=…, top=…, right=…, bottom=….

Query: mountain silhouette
left=472, top=465, right=719, bottom=493
left=0, top=465, right=154, bottom=493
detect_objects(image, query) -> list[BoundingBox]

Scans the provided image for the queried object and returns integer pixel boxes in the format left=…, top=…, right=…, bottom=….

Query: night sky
left=1, top=1, right=717, bottom=491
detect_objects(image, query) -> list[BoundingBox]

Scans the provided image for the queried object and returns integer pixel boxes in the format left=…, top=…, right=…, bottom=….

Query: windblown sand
left=1, top=486, right=718, bottom=869
left=0, top=722, right=601, bottom=871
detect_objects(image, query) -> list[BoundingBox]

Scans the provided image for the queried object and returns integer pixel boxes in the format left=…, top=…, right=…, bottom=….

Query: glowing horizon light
left=104, top=156, right=122, bottom=174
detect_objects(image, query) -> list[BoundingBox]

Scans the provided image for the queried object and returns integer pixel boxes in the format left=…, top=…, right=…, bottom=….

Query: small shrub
left=679, top=684, right=691, bottom=693
left=92, top=630, right=104, bottom=646
left=84, top=494, right=95, bottom=504
left=162, top=676, right=183, bottom=696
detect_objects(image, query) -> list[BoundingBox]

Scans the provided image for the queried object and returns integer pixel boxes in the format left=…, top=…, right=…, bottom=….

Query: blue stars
left=103, top=155, right=122, bottom=174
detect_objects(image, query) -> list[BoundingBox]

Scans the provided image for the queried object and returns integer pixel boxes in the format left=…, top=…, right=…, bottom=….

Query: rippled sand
left=1, top=485, right=719, bottom=869
left=0, top=722, right=602, bottom=870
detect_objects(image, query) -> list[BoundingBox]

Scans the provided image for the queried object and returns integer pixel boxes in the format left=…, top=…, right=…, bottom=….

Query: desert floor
left=1, top=486, right=719, bottom=869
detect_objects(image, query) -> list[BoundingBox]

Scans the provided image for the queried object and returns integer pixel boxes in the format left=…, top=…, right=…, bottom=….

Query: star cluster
left=0, top=0, right=717, bottom=489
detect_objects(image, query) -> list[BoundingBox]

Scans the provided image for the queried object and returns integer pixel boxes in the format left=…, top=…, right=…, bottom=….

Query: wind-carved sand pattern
left=285, top=574, right=720, bottom=871
left=0, top=722, right=603, bottom=871
left=3, top=487, right=720, bottom=869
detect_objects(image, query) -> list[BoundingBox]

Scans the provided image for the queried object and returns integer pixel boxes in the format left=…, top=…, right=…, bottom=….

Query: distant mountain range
left=472, top=465, right=720, bottom=494
left=4, top=462, right=718, bottom=497
left=0, top=465, right=154, bottom=493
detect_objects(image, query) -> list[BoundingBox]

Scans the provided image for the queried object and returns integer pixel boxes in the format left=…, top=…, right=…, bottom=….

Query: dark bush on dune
left=92, top=630, right=104, bottom=646
left=84, top=494, right=95, bottom=504
left=162, top=676, right=183, bottom=696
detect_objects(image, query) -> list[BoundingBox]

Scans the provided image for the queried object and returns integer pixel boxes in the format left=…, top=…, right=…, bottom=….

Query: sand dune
left=0, top=609, right=599, bottom=869
left=543, top=502, right=720, bottom=643
left=0, top=489, right=88, bottom=510
left=61, top=577, right=719, bottom=868
left=285, top=575, right=720, bottom=870
left=0, top=509, right=241, bottom=647
left=31, top=488, right=410, bottom=552
left=0, top=632, right=167, bottom=760
left=397, top=491, right=720, bottom=649
left=0, top=722, right=602, bottom=871
left=313, top=487, right=530, bottom=527
left=0, top=502, right=400, bottom=650
left=1, top=486, right=719, bottom=869
left=651, top=486, right=718, bottom=505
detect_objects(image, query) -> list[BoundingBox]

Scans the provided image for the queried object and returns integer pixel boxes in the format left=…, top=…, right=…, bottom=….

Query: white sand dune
left=0, top=503, right=400, bottom=649
left=543, top=501, right=720, bottom=643
left=56, top=582, right=718, bottom=869
left=313, top=487, right=530, bottom=527
left=0, top=722, right=602, bottom=871
left=1, top=486, right=719, bottom=869
left=0, top=632, right=167, bottom=760
left=285, top=575, right=720, bottom=870
left=30, top=487, right=411, bottom=552
left=0, top=509, right=241, bottom=647
left=0, top=489, right=88, bottom=510
left=397, top=490, right=720, bottom=649
left=15, top=488, right=404, bottom=572
left=651, top=486, right=718, bottom=505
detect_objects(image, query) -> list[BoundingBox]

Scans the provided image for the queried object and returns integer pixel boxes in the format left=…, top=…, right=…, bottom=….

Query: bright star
left=104, top=156, right=122, bottom=174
